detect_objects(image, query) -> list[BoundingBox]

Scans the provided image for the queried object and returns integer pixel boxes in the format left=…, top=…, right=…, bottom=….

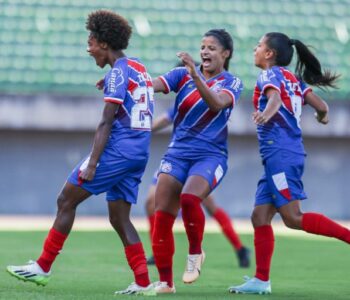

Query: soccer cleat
left=146, top=255, right=155, bottom=265
left=228, top=276, right=271, bottom=294
left=114, top=282, right=156, bottom=296
left=6, top=260, right=51, bottom=286
left=182, top=251, right=205, bottom=284
left=153, top=281, right=176, bottom=294
left=236, top=246, right=250, bottom=268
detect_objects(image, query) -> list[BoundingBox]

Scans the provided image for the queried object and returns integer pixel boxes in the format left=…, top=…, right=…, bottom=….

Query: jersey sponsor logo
left=108, top=68, right=124, bottom=93
left=230, top=77, right=242, bottom=92
left=160, top=160, right=172, bottom=173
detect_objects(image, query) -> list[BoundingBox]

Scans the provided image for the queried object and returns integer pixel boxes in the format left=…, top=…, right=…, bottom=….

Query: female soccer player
left=151, top=29, right=243, bottom=293
left=228, top=32, right=348, bottom=295
left=145, top=109, right=250, bottom=268
left=7, top=10, right=155, bottom=296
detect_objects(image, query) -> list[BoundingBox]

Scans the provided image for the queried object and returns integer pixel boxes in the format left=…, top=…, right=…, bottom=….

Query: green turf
left=0, top=230, right=349, bottom=299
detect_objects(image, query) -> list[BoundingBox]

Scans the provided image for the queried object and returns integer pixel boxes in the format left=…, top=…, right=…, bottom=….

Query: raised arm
left=79, top=102, right=119, bottom=181
left=253, top=88, right=282, bottom=125
left=177, top=52, right=232, bottom=112
left=304, top=92, right=329, bottom=124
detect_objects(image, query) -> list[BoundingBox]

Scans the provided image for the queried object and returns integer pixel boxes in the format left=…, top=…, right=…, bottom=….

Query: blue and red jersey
left=159, top=66, right=243, bottom=157
left=103, top=57, right=154, bottom=160
left=253, top=66, right=312, bottom=160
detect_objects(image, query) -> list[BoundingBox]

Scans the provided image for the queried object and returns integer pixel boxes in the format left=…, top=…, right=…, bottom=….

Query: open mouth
left=202, top=57, right=212, bottom=68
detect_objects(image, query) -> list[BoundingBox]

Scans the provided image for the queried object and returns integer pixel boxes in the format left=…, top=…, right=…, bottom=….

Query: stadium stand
left=0, top=0, right=349, bottom=98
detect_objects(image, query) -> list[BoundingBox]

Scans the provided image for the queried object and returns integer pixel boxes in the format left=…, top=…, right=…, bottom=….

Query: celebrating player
left=151, top=29, right=243, bottom=293
left=7, top=10, right=155, bottom=296
left=145, top=108, right=250, bottom=268
left=228, top=32, right=348, bottom=295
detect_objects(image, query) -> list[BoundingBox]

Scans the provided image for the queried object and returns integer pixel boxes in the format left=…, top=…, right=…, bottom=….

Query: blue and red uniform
left=158, top=66, right=243, bottom=189
left=254, top=66, right=312, bottom=207
left=68, top=57, right=154, bottom=203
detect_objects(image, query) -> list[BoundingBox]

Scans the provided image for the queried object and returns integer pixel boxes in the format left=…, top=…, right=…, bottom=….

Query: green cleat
left=228, top=276, right=271, bottom=295
left=6, top=260, right=51, bottom=286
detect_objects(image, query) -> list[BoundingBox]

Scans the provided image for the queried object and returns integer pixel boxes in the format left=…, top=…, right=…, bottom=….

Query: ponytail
left=293, top=39, right=340, bottom=89
left=265, top=32, right=340, bottom=89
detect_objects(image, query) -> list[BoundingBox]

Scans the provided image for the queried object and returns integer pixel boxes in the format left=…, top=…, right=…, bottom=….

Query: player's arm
left=304, top=92, right=329, bottom=124
left=152, top=78, right=167, bottom=93
left=177, top=52, right=232, bottom=112
left=79, top=102, right=119, bottom=181
left=253, top=88, right=282, bottom=125
left=152, top=113, right=172, bottom=132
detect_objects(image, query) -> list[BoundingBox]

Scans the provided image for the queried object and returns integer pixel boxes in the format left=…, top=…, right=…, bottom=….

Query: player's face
left=87, top=34, right=108, bottom=68
left=200, top=36, right=229, bottom=76
left=254, top=36, right=272, bottom=69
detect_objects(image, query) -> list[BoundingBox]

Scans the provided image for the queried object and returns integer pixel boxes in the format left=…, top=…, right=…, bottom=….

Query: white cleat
left=182, top=251, right=205, bottom=284
left=228, top=276, right=272, bottom=295
left=114, top=282, right=156, bottom=296
left=6, top=260, right=51, bottom=286
left=153, top=281, right=176, bottom=294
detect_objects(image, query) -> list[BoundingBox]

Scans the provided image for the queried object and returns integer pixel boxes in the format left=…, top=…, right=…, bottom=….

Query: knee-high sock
left=125, top=242, right=150, bottom=287
left=37, top=227, right=68, bottom=272
left=213, top=208, right=243, bottom=250
left=148, top=214, right=155, bottom=245
left=152, top=211, right=176, bottom=287
left=181, top=193, right=205, bottom=254
left=254, top=225, right=274, bottom=281
left=302, top=212, right=350, bottom=243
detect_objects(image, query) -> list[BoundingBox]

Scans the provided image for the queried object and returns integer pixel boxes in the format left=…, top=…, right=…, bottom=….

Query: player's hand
left=252, top=111, right=268, bottom=125
left=96, top=78, right=104, bottom=90
left=176, top=52, right=198, bottom=79
left=314, top=112, right=329, bottom=124
left=79, top=165, right=96, bottom=181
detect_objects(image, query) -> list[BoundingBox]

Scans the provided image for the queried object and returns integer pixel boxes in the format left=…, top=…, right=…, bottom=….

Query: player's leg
left=203, top=195, right=250, bottom=268
left=229, top=204, right=275, bottom=294
left=145, top=184, right=156, bottom=265
left=108, top=200, right=154, bottom=295
left=279, top=200, right=350, bottom=243
left=7, top=182, right=91, bottom=286
left=152, top=172, right=182, bottom=293
left=180, top=175, right=209, bottom=284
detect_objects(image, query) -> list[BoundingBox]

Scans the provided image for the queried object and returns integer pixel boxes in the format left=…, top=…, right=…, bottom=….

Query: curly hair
left=86, top=10, right=132, bottom=51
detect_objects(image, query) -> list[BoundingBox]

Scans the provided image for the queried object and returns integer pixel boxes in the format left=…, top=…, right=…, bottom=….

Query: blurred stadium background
left=0, top=0, right=349, bottom=219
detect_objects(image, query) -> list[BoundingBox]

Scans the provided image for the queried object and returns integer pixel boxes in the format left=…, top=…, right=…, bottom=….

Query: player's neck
left=108, top=50, right=126, bottom=67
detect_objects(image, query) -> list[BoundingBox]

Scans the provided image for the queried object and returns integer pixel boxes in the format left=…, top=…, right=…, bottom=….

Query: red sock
left=180, top=193, right=205, bottom=254
left=152, top=211, right=176, bottom=287
left=125, top=242, right=150, bottom=287
left=148, top=214, right=155, bottom=243
left=302, top=212, right=350, bottom=243
left=213, top=208, right=243, bottom=250
left=37, top=227, right=68, bottom=272
left=254, top=225, right=274, bottom=281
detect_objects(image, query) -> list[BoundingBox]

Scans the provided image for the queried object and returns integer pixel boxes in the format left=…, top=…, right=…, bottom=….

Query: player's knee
left=251, top=210, right=265, bottom=227
left=56, top=193, right=76, bottom=212
left=281, top=214, right=301, bottom=229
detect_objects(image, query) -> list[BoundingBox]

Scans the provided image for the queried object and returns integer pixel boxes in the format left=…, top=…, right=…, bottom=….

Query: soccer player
left=145, top=109, right=250, bottom=268
left=228, top=32, right=348, bottom=295
left=151, top=29, right=243, bottom=293
left=6, top=10, right=155, bottom=296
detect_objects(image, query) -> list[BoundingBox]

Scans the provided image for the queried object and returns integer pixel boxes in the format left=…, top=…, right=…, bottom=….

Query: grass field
left=1, top=230, right=349, bottom=300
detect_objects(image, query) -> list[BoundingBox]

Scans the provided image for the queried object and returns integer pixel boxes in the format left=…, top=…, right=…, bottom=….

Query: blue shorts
left=158, top=151, right=227, bottom=191
left=255, top=150, right=307, bottom=208
left=68, top=147, right=148, bottom=203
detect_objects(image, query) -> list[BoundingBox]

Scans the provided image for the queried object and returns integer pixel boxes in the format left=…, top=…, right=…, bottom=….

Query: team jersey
left=159, top=66, right=243, bottom=157
left=253, top=66, right=312, bottom=160
left=103, top=57, right=154, bottom=160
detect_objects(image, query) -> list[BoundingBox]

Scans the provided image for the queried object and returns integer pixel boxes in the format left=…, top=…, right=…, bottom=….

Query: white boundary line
left=1, top=215, right=350, bottom=238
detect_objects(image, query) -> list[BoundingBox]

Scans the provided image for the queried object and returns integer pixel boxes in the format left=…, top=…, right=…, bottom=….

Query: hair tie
left=289, top=39, right=296, bottom=46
